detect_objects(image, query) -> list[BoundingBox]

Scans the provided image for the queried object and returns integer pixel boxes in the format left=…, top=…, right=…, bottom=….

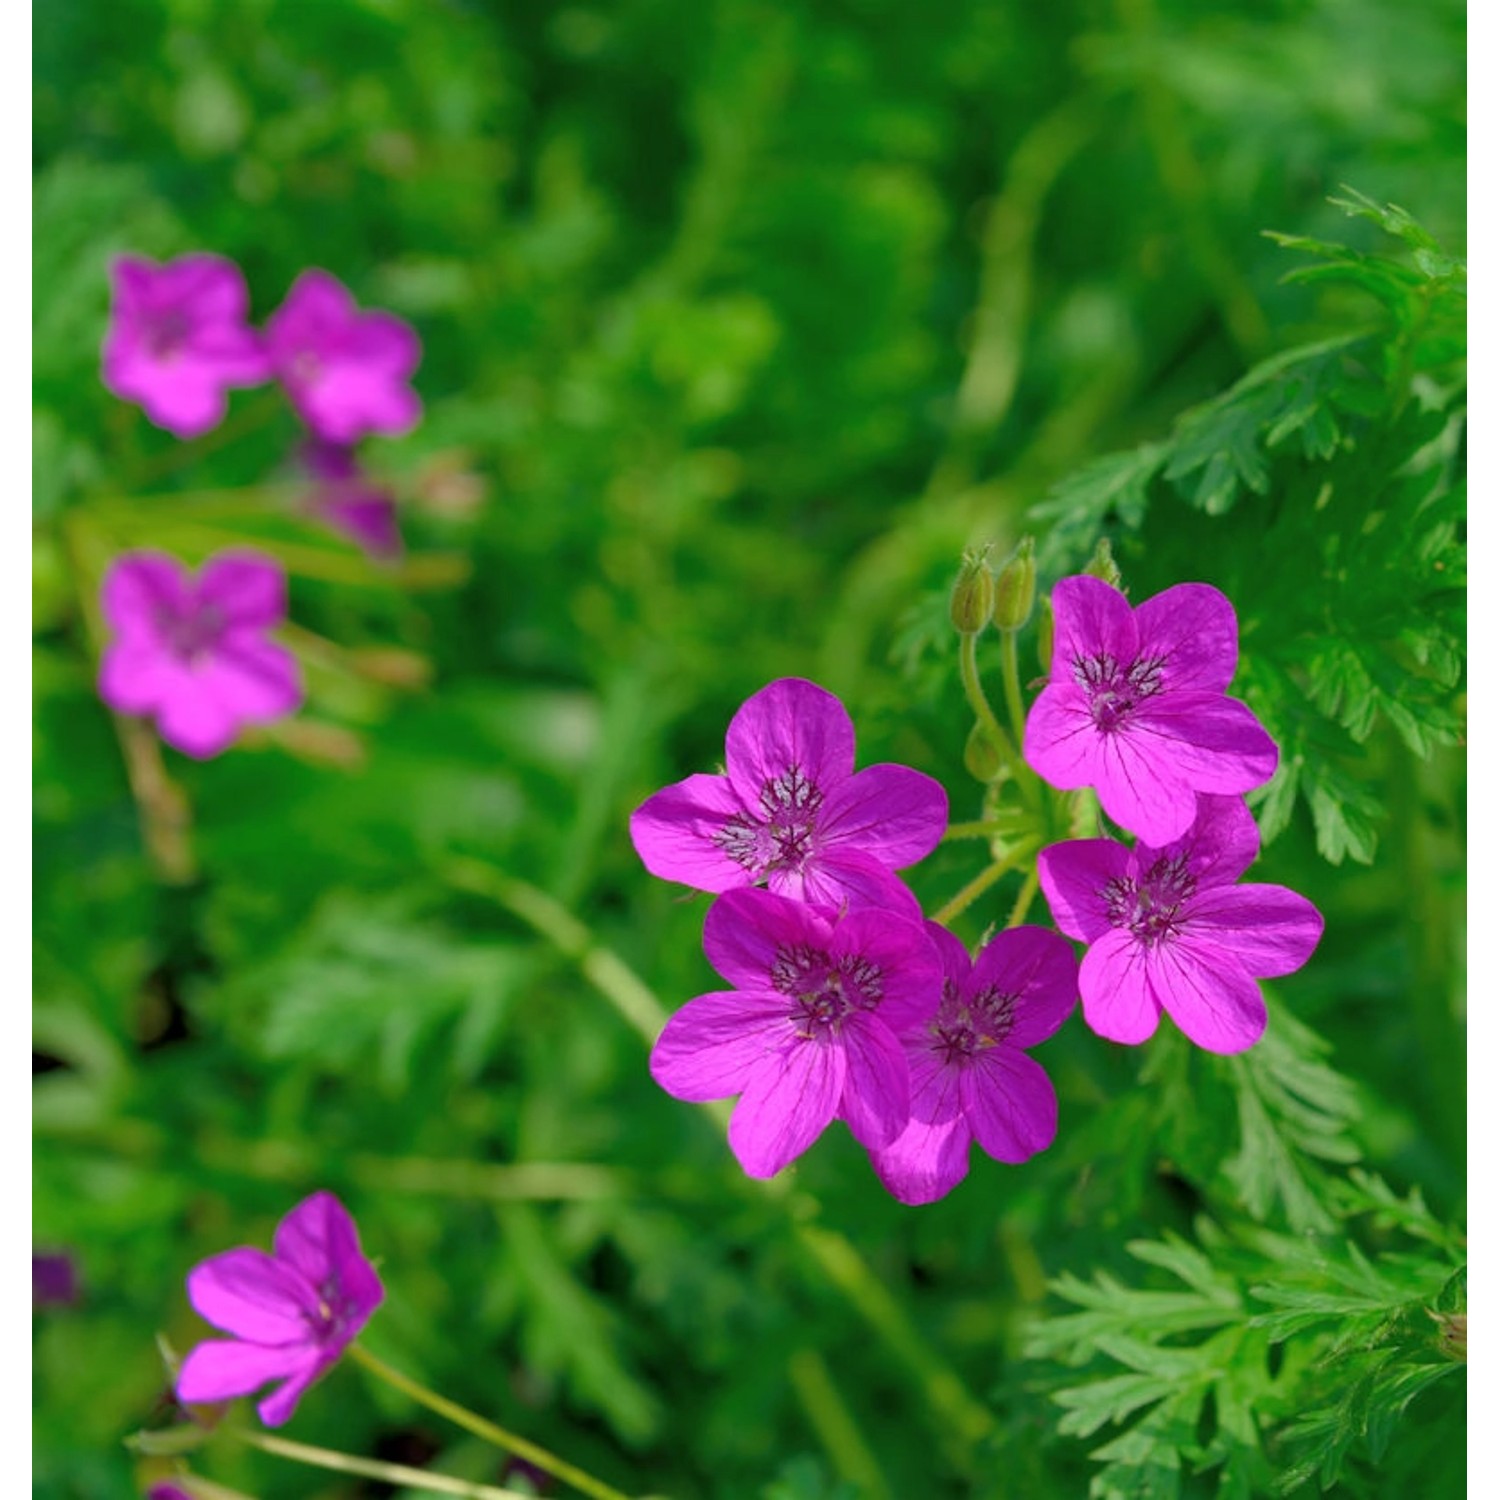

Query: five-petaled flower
left=630, top=677, right=949, bottom=911
left=266, top=270, right=422, bottom=445
left=650, top=888, right=944, bottom=1178
left=175, top=1191, right=383, bottom=1428
left=102, top=254, right=271, bottom=439
left=1023, top=576, right=1277, bottom=845
left=299, top=439, right=403, bottom=559
left=870, top=923, right=1078, bottom=1204
left=1038, top=795, right=1322, bottom=1054
left=98, top=550, right=303, bottom=759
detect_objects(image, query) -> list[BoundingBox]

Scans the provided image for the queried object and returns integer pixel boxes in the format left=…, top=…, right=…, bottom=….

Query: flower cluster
left=1026, top=577, right=1322, bottom=1054
left=94, top=253, right=426, bottom=757
left=631, top=575, right=1324, bottom=1198
left=632, top=678, right=1079, bottom=1201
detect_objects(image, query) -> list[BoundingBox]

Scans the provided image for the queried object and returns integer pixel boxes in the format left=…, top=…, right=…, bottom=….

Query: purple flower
left=298, top=439, right=403, bottom=559
left=175, top=1191, right=383, bottom=1428
left=32, top=1251, right=80, bottom=1309
left=102, top=254, right=270, bottom=439
left=1023, top=576, right=1278, bottom=845
left=1037, top=795, right=1323, bottom=1054
left=630, top=678, right=949, bottom=910
left=146, top=1485, right=195, bottom=1500
left=651, top=888, right=944, bottom=1178
left=869, top=923, right=1078, bottom=1204
left=98, top=550, right=303, bottom=759
left=266, top=270, right=422, bottom=444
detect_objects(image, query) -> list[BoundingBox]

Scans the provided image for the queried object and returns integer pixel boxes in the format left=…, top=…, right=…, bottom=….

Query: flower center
left=771, top=942, right=884, bottom=1039
left=292, top=349, right=323, bottom=387
left=305, top=1278, right=353, bottom=1344
left=1071, top=651, right=1166, bottom=731
left=154, top=602, right=226, bottom=664
left=145, top=309, right=191, bottom=359
left=927, top=976, right=1016, bottom=1065
left=1102, top=852, right=1195, bottom=945
left=713, top=763, right=824, bottom=876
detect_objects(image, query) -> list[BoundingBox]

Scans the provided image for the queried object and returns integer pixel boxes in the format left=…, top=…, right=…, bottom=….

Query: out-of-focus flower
left=650, top=888, right=943, bottom=1178
left=630, top=677, right=949, bottom=911
left=1023, top=576, right=1277, bottom=845
left=176, top=1191, right=383, bottom=1428
left=266, top=270, right=421, bottom=444
left=98, top=550, right=303, bottom=759
left=102, top=254, right=270, bottom=438
left=32, top=1251, right=80, bottom=1309
left=298, top=439, right=403, bottom=559
left=1038, top=795, right=1323, bottom=1053
left=869, top=923, right=1077, bottom=1204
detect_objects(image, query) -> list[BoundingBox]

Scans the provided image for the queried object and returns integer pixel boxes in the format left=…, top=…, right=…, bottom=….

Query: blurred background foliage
left=33, top=1, right=1464, bottom=1497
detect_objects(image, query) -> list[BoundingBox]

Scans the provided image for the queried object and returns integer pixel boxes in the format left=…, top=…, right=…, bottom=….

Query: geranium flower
left=870, top=923, right=1077, bottom=1205
left=630, top=677, right=948, bottom=910
left=98, top=550, right=303, bottom=759
left=650, top=888, right=944, bottom=1178
left=1037, top=795, right=1323, bottom=1053
left=101, top=254, right=270, bottom=439
left=1023, top=576, right=1277, bottom=845
left=298, top=439, right=403, bottom=559
left=176, top=1191, right=383, bottom=1428
left=266, top=270, right=421, bottom=444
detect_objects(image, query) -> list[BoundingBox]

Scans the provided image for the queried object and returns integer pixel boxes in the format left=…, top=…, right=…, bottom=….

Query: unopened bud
left=949, top=551, right=995, bottom=636
left=1083, top=536, right=1122, bottom=590
left=992, top=536, right=1036, bottom=631
left=964, top=720, right=1003, bottom=782
left=1036, top=595, right=1054, bottom=675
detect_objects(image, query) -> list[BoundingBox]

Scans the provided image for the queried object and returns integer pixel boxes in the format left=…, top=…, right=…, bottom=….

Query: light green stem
left=1005, top=868, right=1040, bottom=928
left=930, top=848, right=1033, bottom=929
left=234, top=1428, right=538, bottom=1499
left=958, top=631, right=1018, bottom=778
left=787, top=1347, right=894, bottom=1500
left=941, top=819, right=1010, bottom=842
left=999, top=630, right=1031, bottom=762
left=349, top=1343, right=633, bottom=1500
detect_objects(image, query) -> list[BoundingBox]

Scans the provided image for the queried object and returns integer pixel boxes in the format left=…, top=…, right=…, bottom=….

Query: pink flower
left=1037, top=795, right=1323, bottom=1054
left=98, top=550, right=303, bottom=759
left=1023, top=576, right=1277, bottom=845
left=630, top=678, right=949, bottom=911
left=175, top=1191, right=383, bottom=1428
left=101, top=254, right=270, bottom=439
left=266, top=270, right=422, bottom=444
left=650, top=888, right=944, bottom=1178
left=869, top=923, right=1078, bottom=1204
left=298, top=439, right=403, bottom=559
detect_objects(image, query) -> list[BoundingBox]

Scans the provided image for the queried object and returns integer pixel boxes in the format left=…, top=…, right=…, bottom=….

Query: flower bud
left=964, top=720, right=1003, bottom=782
left=992, top=536, right=1036, bottom=631
left=1083, top=536, right=1122, bottom=590
left=949, top=551, right=995, bottom=636
left=1036, top=595, right=1054, bottom=675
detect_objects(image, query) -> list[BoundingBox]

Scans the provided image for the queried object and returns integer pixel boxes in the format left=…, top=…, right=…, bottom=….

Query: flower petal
left=969, top=926, right=1078, bottom=1047
left=869, top=1112, right=971, bottom=1205
left=176, top=1338, right=313, bottom=1406
left=1037, top=839, right=1131, bottom=943
left=794, top=850, right=923, bottom=921
left=1133, top=582, right=1240, bottom=694
left=1183, top=885, right=1323, bottom=979
left=186, top=1248, right=316, bottom=1342
left=1048, top=576, right=1139, bottom=685
left=727, top=1038, right=845, bottom=1178
left=837, top=1017, right=910, bottom=1151
left=723, top=678, right=855, bottom=810
left=199, top=636, right=304, bottom=722
left=1023, top=685, right=1102, bottom=789
left=629, top=774, right=755, bottom=892
left=101, top=553, right=192, bottom=634
left=702, top=888, right=834, bottom=991
left=98, top=642, right=192, bottom=717
left=154, top=685, right=245, bottom=759
left=1138, top=793, right=1261, bottom=888
left=1128, top=694, right=1279, bottom=797
left=650, top=989, right=794, bottom=1102
left=1079, top=928, right=1162, bottom=1045
left=256, top=1362, right=325, bottom=1428
left=1146, top=940, right=1267, bottom=1054
left=1092, top=730, right=1199, bottom=846
left=828, top=908, right=944, bottom=1029
left=197, top=554, right=287, bottom=628
left=819, top=763, right=948, bottom=869
left=961, top=1048, right=1058, bottom=1163
left=273, top=1192, right=384, bottom=1321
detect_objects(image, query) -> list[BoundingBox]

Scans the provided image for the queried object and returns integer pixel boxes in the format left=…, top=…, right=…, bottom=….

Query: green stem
left=958, top=632, right=1020, bottom=778
left=1005, top=868, right=1040, bottom=928
left=348, top=1344, right=633, bottom=1500
left=233, top=1427, right=538, bottom=1499
left=930, top=845, right=1036, bottom=928
left=941, top=819, right=1009, bottom=842
left=787, top=1346, right=894, bottom=1500
left=999, top=629, right=1031, bottom=764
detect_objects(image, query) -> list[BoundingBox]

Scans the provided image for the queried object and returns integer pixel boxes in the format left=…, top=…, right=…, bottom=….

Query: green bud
left=949, top=551, right=995, bottom=636
left=992, top=536, right=1036, bottom=631
left=1083, top=536, right=1123, bottom=590
left=1036, top=595, right=1054, bottom=675
left=964, top=720, right=1002, bottom=782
